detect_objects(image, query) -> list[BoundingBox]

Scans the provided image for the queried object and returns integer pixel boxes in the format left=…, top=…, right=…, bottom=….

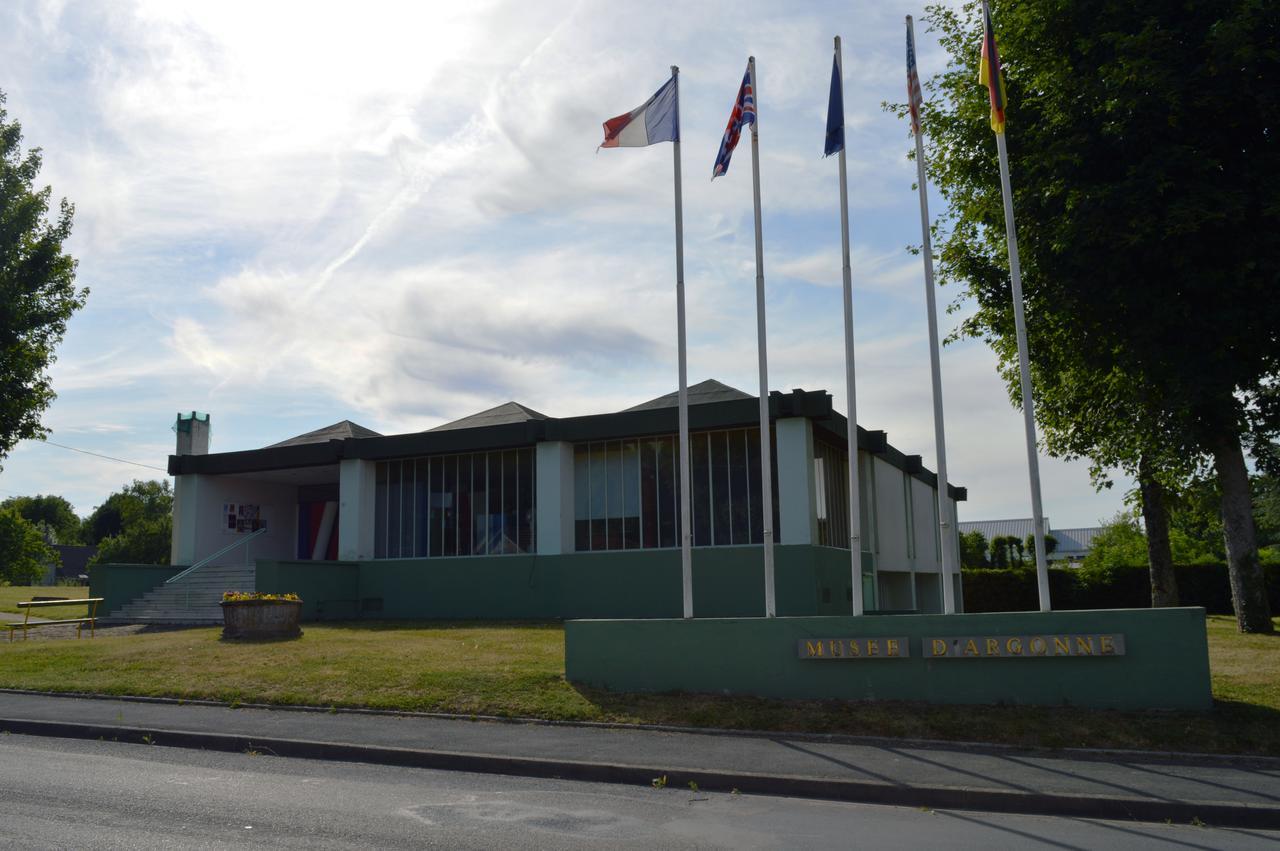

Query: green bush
left=962, top=563, right=1280, bottom=614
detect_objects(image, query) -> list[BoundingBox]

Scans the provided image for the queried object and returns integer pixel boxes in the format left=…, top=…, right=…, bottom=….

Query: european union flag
left=824, top=54, right=844, bottom=157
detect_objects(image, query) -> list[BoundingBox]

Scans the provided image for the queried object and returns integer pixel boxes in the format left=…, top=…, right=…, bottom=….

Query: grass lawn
left=0, top=585, right=90, bottom=621
left=1, top=614, right=1276, bottom=756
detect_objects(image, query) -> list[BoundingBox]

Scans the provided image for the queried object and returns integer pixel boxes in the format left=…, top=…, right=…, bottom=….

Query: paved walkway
left=1, top=691, right=1277, bottom=828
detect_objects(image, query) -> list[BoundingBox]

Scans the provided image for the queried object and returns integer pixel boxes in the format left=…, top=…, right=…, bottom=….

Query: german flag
left=978, top=0, right=1006, bottom=133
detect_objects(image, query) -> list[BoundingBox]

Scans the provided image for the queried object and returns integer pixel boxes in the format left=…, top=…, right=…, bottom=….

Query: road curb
left=1, top=687, right=1273, bottom=770
left=3, top=716, right=1278, bottom=830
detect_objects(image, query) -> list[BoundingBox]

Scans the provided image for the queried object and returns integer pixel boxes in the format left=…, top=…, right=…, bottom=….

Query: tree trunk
left=1138, top=458, right=1178, bottom=607
left=1210, top=432, right=1274, bottom=633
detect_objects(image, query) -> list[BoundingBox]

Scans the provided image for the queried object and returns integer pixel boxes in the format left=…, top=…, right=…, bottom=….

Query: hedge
left=961, top=563, right=1280, bottom=615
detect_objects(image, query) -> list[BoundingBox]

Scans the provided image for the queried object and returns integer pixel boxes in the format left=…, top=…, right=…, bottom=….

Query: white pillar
left=536, top=441, right=575, bottom=555
left=775, top=417, right=816, bottom=546
left=338, top=459, right=377, bottom=561
left=171, top=474, right=201, bottom=565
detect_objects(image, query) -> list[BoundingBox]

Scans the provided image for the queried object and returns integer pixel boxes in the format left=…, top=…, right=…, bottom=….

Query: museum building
left=162, top=380, right=966, bottom=620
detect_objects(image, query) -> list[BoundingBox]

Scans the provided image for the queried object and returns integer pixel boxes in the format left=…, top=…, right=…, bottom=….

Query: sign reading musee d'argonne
left=798, top=634, right=1126, bottom=660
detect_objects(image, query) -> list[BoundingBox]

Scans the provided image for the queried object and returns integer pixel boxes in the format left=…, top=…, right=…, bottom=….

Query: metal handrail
left=166, top=527, right=269, bottom=585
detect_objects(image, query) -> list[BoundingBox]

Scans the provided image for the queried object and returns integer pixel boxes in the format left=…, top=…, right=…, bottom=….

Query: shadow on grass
left=567, top=683, right=1280, bottom=757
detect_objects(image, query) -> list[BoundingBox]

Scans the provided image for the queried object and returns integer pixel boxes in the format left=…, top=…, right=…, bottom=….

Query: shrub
left=962, top=563, right=1280, bottom=614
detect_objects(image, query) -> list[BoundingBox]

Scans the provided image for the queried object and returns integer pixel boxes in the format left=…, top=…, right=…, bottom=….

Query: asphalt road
left=2, top=734, right=1275, bottom=850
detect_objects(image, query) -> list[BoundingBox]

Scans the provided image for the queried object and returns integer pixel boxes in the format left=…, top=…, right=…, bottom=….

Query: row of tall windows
left=573, top=428, right=779, bottom=552
left=814, top=438, right=874, bottom=552
left=373, top=448, right=535, bottom=559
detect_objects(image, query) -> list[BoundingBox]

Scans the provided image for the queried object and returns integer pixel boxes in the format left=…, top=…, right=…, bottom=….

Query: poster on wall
left=223, top=503, right=266, bottom=534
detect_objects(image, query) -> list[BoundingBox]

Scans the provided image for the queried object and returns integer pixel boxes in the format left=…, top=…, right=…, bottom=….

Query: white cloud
left=0, top=0, right=1127, bottom=527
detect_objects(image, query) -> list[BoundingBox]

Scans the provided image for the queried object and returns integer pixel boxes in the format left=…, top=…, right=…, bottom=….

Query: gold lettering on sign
left=1030, top=637, right=1047, bottom=655
left=985, top=638, right=1000, bottom=656
left=1053, top=637, right=1071, bottom=656
left=829, top=640, right=843, bottom=658
left=867, top=640, right=880, bottom=657
left=1006, top=637, right=1023, bottom=656
left=1074, top=636, right=1094, bottom=655
left=964, top=639, right=980, bottom=657
left=849, top=640, right=861, bottom=657
left=931, top=639, right=947, bottom=657
left=805, top=641, right=823, bottom=658
left=1100, top=635, right=1116, bottom=655
left=887, top=639, right=901, bottom=658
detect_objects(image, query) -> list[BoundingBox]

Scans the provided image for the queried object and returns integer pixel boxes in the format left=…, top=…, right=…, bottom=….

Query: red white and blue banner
left=600, top=75, right=680, bottom=148
left=906, top=21, right=924, bottom=135
left=711, top=62, right=756, bottom=179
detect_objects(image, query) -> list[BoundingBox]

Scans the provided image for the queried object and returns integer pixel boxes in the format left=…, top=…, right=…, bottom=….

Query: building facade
left=167, top=380, right=965, bottom=619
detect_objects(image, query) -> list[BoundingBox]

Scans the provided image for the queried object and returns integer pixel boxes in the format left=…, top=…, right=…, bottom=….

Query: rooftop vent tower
left=174, top=411, right=211, bottom=456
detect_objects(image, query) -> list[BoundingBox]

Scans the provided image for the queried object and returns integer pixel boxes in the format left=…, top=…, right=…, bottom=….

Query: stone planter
left=221, top=599, right=303, bottom=640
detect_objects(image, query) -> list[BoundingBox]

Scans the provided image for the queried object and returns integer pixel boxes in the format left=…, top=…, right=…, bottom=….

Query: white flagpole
left=671, top=65, right=694, bottom=619
left=747, top=56, right=776, bottom=618
left=995, top=130, right=1050, bottom=612
left=834, top=36, right=865, bottom=616
left=907, top=15, right=959, bottom=615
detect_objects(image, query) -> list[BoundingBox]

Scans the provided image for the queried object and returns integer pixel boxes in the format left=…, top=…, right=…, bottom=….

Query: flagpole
left=994, top=130, right=1050, bottom=612
left=746, top=56, right=776, bottom=618
left=907, top=15, right=958, bottom=615
left=671, top=65, right=694, bottom=619
left=834, top=36, right=865, bottom=616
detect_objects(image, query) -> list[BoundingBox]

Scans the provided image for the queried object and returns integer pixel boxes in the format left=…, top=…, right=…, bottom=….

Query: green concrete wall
left=253, top=545, right=877, bottom=621
left=255, top=560, right=360, bottom=620
left=91, top=564, right=184, bottom=616
left=564, top=608, right=1212, bottom=711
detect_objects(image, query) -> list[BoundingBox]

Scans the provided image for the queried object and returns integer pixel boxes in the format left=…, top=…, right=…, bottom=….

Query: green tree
left=959, top=530, right=990, bottom=567
left=1083, top=514, right=1150, bottom=572
left=1025, top=533, right=1057, bottom=559
left=91, top=517, right=171, bottom=566
left=0, top=494, right=81, bottom=544
left=909, top=1, right=1277, bottom=632
left=0, top=507, right=58, bottom=584
left=0, top=91, right=87, bottom=470
left=83, top=479, right=172, bottom=546
left=85, top=479, right=173, bottom=566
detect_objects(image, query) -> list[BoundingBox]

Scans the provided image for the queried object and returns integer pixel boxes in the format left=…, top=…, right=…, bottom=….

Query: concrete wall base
left=564, top=608, right=1212, bottom=711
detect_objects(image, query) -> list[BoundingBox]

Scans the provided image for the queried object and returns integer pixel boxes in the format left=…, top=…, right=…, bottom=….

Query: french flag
left=600, top=75, right=679, bottom=148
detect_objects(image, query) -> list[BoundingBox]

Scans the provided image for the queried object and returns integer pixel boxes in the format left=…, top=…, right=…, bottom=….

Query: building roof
left=169, top=382, right=965, bottom=501
left=268, top=420, right=382, bottom=448
left=624, top=379, right=753, bottom=412
left=958, top=518, right=1105, bottom=557
left=1050, top=526, right=1105, bottom=555
left=958, top=518, right=1042, bottom=542
left=430, top=401, right=548, bottom=432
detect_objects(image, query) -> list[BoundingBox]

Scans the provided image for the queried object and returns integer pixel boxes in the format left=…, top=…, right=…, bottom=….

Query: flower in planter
left=222, top=591, right=301, bottom=602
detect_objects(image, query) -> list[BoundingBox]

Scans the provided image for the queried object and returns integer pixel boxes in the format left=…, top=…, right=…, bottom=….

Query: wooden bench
left=4, top=597, right=104, bottom=642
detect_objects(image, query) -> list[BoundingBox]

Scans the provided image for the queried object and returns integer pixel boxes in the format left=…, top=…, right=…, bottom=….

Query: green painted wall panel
left=255, top=560, right=360, bottom=620
left=564, top=608, right=1212, bottom=710
left=91, top=564, right=184, bottom=616
left=252, top=545, right=882, bottom=621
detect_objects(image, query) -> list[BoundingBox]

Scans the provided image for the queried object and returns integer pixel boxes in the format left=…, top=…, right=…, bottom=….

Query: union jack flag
left=906, top=21, right=923, bottom=135
left=711, top=62, right=756, bottom=180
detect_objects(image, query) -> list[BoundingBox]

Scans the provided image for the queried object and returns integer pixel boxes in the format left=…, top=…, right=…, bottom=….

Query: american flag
left=906, top=21, right=923, bottom=135
left=711, top=63, right=756, bottom=180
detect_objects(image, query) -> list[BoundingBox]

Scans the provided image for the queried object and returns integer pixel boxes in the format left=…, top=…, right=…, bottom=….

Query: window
left=573, top=428, right=778, bottom=551
left=374, top=448, right=535, bottom=558
left=815, top=438, right=874, bottom=553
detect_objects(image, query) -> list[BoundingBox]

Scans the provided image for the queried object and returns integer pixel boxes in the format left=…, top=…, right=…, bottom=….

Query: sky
left=0, top=0, right=1130, bottom=528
